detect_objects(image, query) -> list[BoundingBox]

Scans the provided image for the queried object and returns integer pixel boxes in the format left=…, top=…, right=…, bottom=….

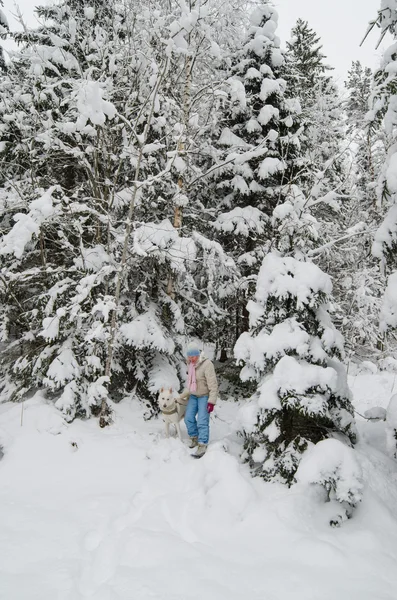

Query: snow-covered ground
left=1, top=370, right=397, bottom=600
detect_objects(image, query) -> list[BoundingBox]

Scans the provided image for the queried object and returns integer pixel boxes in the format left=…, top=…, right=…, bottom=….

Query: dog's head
left=158, top=387, right=174, bottom=411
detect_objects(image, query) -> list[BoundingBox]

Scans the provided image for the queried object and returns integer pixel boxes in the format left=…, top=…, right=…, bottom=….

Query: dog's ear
left=169, top=387, right=172, bottom=393
left=160, top=387, right=164, bottom=393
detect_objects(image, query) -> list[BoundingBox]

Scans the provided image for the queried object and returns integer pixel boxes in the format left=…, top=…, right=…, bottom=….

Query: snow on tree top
left=249, top=355, right=342, bottom=415
left=245, top=67, right=262, bottom=80
left=378, top=1, right=397, bottom=37
left=25, top=45, right=78, bottom=76
left=385, top=152, right=397, bottom=193
left=226, top=79, right=247, bottom=112
left=44, top=344, right=80, bottom=388
left=74, top=245, right=112, bottom=273
left=258, top=105, right=280, bottom=126
left=254, top=253, right=333, bottom=308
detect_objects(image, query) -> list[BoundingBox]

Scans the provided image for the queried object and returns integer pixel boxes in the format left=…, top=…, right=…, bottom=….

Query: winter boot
left=188, top=436, right=198, bottom=448
left=194, top=443, right=207, bottom=458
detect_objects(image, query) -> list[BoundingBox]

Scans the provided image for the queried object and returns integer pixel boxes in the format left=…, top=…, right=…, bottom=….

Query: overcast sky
left=2, top=0, right=388, bottom=84
left=275, top=0, right=387, bottom=84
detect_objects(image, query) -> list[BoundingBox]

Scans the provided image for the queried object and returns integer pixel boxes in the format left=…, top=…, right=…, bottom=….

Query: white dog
left=158, top=388, right=186, bottom=439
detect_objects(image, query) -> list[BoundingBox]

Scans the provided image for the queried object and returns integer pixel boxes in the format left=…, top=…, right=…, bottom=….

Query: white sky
left=275, top=0, right=388, bottom=84
left=1, top=0, right=390, bottom=84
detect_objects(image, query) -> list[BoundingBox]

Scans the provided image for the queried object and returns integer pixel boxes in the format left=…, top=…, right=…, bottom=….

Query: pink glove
left=207, top=403, right=215, bottom=413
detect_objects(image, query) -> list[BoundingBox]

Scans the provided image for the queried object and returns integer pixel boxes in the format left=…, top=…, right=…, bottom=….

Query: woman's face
left=187, top=355, right=199, bottom=366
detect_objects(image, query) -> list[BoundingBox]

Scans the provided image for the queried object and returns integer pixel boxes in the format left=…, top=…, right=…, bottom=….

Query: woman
left=178, top=342, right=218, bottom=458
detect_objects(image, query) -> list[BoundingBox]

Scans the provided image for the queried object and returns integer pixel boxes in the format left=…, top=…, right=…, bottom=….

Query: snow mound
left=0, top=390, right=397, bottom=599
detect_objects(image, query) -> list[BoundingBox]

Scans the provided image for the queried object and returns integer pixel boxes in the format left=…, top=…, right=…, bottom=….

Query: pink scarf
left=187, top=362, right=197, bottom=393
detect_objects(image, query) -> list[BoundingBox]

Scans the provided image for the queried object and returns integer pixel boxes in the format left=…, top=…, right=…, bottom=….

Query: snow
left=74, top=245, right=112, bottom=272
left=75, top=81, right=117, bottom=129
left=230, top=174, right=250, bottom=194
left=250, top=6, right=274, bottom=28
left=246, top=118, right=262, bottom=133
left=260, top=78, right=281, bottom=102
left=120, top=305, right=175, bottom=354
left=258, top=104, right=279, bottom=125
left=39, top=315, right=60, bottom=341
left=44, top=344, right=80, bottom=388
left=258, top=157, right=285, bottom=179
left=372, top=204, right=397, bottom=260
left=0, top=7, right=8, bottom=32
left=385, top=153, right=397, bottom=193
left=296, top=438, right=363, bottom=507
left=1, top=374, right=397, bottom=599
left=84, top=7, right=95, bottom=20
left=273, top=356, right=339, bottom=398
left=254, top=253, right=333, bottom=310
left=380, top=271, right=397, bottom=330
left=219, top=127, right=250, bottom=148
left=364, top=407, right=387, bottom=421
left=0, top=187, right=60, bottom=259
left=133, top=219, right=196, bottom=272
left=213, top=206, right=266, bottom=237
left=387, top=393, right=397, bottom=429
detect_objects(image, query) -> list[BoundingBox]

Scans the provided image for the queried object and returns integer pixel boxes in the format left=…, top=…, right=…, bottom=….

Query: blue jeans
left=184, top=395, right=210, bottom=444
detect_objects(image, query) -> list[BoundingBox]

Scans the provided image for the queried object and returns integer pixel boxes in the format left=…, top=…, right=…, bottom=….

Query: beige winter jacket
left=179, top=355, right=218, bottom=405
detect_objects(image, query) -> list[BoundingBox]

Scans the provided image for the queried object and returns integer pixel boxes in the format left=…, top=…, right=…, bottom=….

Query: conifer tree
left=207, top=2, right=303, bottom=348
left=235, top=253, right=357, bottom=486
left=231, top=10, right=358, bottom=501
left=345, top=61, right=373, bottom=128
left=285, top=19, right=332, bottom=103
left=366, top=1, right=397, bottom=337
left=284, top=20, right=348, bottom=205
left=0, top=0, right=186, bottom=421
left=0, top=0, right=240, bottom=422
left=283, top=20, right=377, bottom=358
left=331, top=60, right=387, bottom=357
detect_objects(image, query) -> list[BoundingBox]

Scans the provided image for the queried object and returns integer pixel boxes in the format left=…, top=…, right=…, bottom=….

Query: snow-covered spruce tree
left=345, top=61, right=373, bottom=128
left=328, top=61, right=387, bottom=358
left=366, top=1, right=397, bottom=346
left=207, top=2, right=303, bottom=349
left=0, top=0, right=240, bottom=421
left=235, top=253, right=357, bottom=487
left=283, top=20, right=380, bottom=358
left=285, top=19, right=333, bottom=104
left=284, top=20, right=349, bottom=212
left=0, top=1, right=183, bottom=421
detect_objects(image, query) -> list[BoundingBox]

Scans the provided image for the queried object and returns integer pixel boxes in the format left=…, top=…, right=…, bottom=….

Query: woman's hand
left=207, top=402, right=214, bottom=413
